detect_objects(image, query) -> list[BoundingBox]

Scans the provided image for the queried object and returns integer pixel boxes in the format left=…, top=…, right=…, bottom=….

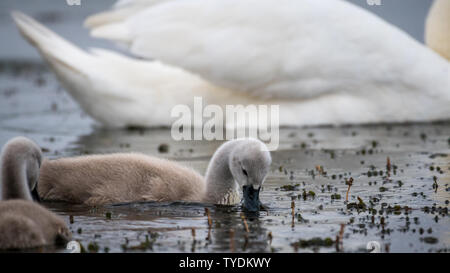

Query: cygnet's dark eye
left=242, top=169, right=248, bottom=176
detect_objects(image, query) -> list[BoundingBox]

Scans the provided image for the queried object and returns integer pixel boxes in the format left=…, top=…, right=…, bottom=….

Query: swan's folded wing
left=87, top=0, right=448, bottom=100
left=85, top=0, right=174, bottom=28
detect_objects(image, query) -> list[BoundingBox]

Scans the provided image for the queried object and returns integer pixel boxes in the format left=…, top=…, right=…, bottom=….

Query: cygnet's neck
left=1, top=155, right=32, bottom=201
left=203, top=141, right=240, bottom=205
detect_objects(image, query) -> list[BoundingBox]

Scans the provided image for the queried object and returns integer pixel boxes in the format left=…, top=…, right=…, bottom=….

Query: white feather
left=88, top=0, right=449, bottom=100
left=425, top=0, right=450, bottom=61
left=84, top=0, right=174, bottom=28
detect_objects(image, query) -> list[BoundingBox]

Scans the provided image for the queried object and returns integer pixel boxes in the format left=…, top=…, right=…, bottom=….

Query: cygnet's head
left=1, top=137, right=42, bottom=201
left=228, top=139, right=272, bottom=211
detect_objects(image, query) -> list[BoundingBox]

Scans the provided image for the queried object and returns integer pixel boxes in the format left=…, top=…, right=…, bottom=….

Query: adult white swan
left=12, top=0, right=450, bottom=128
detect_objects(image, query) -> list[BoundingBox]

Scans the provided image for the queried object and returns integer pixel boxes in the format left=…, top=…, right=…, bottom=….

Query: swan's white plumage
left=12, top=11, right=238, bottom=127
left=11, top=0, right=450, bottom=128
left=88, top=0, right=449, bottom=100
left=84, top=0, right=173, bottom=29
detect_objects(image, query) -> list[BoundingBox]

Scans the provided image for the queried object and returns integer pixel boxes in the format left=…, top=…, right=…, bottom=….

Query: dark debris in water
left=1, top=63, right=449, bottom=252
left=291, top=237, right=335, bottom=249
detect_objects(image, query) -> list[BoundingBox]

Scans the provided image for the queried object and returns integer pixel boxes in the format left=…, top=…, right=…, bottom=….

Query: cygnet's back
left=38, top=153, right=206, bottom=205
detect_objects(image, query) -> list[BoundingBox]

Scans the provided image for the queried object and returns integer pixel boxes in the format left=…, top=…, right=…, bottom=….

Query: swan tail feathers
left=10, top=11, right=122, bottom=125
left=11, top=11, right=89, bottom=76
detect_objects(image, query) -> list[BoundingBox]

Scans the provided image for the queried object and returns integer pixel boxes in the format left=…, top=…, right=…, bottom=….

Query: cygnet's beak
left=242, top=185, right=261, bottom=212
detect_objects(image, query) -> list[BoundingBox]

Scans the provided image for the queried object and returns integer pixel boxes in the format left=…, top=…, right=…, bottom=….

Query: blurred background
left=0, top=0, right=435, bottom=61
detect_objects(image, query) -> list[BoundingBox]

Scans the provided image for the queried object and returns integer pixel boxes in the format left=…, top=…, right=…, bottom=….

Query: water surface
left=0, top=64, right=448, bottom=253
